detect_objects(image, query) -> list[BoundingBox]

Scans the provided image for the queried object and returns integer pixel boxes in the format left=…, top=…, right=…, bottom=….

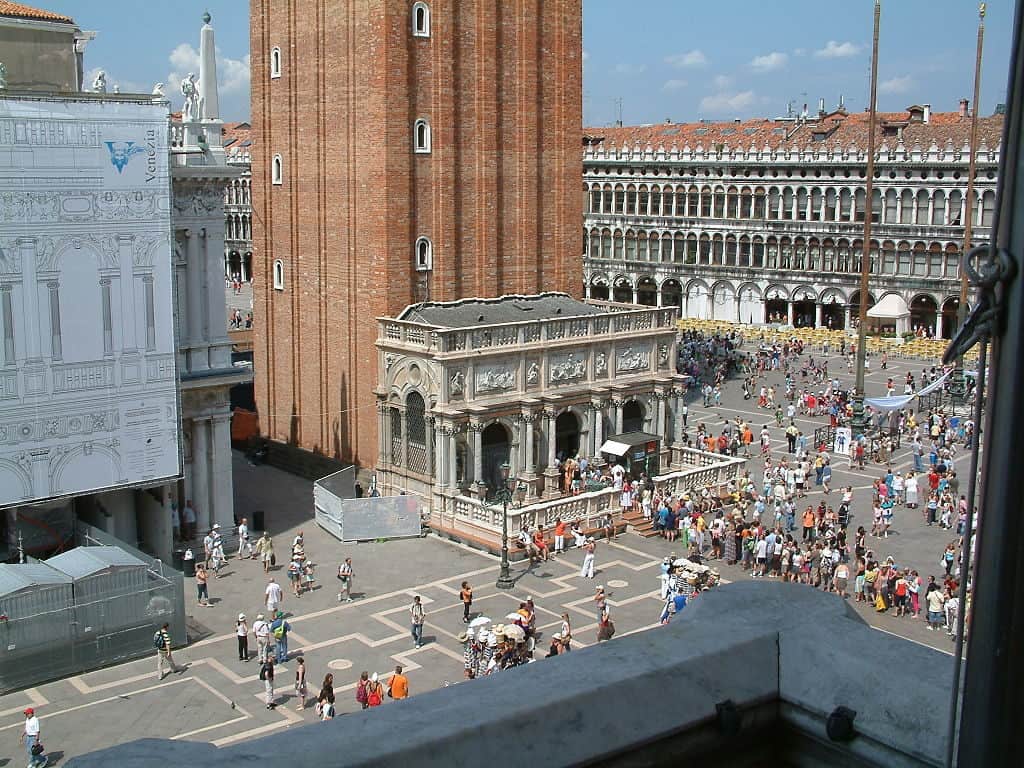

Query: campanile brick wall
left=252, top=0, right=583, bottom=468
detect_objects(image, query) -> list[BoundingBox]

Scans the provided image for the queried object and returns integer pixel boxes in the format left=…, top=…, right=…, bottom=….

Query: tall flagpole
left=851, top=0, right=881, bottom=438
left=952, top=3, right=986, bottom=404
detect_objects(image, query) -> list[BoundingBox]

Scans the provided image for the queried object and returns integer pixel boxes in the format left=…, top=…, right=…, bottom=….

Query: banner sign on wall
left=0, top=98, right=180, bottom=507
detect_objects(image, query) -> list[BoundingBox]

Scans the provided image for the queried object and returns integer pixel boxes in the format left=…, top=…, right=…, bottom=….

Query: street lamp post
left=486, top=462, right=518, bottom=590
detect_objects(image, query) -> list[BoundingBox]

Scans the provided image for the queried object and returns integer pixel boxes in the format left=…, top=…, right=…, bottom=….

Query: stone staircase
left=621, top=509, right=662, bottom=538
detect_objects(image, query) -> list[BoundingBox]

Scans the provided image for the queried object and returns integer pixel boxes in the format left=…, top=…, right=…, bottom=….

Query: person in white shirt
left=237, top=517, right=252, bottom=559
left=754, top=537, right=768, bottom=578
left=253, top=613, right=272, bottom=662
left=23, top=707, right=44, bottom=768
left=265, top=577, right=283, bottom=614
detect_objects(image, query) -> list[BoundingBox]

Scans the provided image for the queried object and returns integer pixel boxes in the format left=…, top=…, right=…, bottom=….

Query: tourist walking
left=294, top=656, right=308, bottom=710
left=270, top=611, right=292, bottom=663
left=253, top=613, right=271, bottom=662
left=388, top=665, right=409, bottom=700
left=580, top=537, right=596, bottom=579
left=366, top=672, right=385, bottom=707
left=255, top=532, right=274, bottom=573
left=237, top=517, right=253, bottom=559
left=236, top=613, right=250, bottom=661
left=560, top=612, right=573, bottom=652
left=265, top=577, right=283, bottom=614
left=460, top=581, right=473, bottom=623
left=259, top=657, right=276, bottom=709
left=355, top=671, right=370, bottom=710
left=155, top=622, right=182, bottom=680
left=195, top=563, right=210, bottom=606
left=23, top=707, right=45, bottom=768
left=410, top=595, right=426, bottom=648
left=337, top=557, right=354, bottom=602
left=317, top=674, right=336, bottom=719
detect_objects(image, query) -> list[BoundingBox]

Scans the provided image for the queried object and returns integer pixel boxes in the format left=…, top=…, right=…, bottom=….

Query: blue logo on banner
left=105, top=141, right=145, bottom=173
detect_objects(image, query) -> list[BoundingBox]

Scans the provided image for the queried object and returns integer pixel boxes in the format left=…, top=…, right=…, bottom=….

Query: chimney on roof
left=838, top=94, right=845, bottom=111
left=923, top=104, right=930, bottom=123
left=959, top=98, right=970, bottom=120
left=665, top=118, right=672, bottom=124
left=818, top=97, right=825, bottom=117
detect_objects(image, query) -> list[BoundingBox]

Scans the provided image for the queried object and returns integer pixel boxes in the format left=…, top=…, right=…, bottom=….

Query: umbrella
left=469, top=616, right=491, bottom=628
left=504, top=624, right=526, bottom=642
left=506, top=612, right=524, bottom=621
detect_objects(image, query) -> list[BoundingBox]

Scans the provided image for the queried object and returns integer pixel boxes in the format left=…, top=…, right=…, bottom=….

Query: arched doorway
left=764, top=286, right=788, bottom=324
left=661, top=279, right=682, bottom=309
left=636, top=277, right=658, bottom=306
left=590, top=279, right=610, bottom=301
left=848, top=291, right=876, bottom=328
left=910, top=295, right=938, bottom=336
left=481, top=423, right=511, bottom=498
left=941, top=298, right=960, bottom=339
left=612, top=277, right=633, bottom=303
left=622, top=400, right=645, bottom=433
left=555, top=411, right=581, bottom=461
left=820, top=290, right=846, bottom=330
left=791, top=288, right=816, bottom=328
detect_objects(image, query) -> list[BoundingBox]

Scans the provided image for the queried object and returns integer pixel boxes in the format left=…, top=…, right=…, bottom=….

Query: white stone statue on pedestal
left=92, top=70, right=107, bottom=93
left=181, top=73, right=201, bottom=121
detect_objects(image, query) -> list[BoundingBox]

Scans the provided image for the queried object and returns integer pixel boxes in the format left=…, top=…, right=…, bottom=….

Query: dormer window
left=270, top=47, right=282, bottom=78
left=415, top=237, right=432, bottom=271
left=414, top=118, right=431, bottom=153
left=412, top=2, right=430, bottom=37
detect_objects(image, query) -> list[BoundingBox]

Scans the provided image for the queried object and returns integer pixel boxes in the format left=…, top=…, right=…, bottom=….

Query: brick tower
left=251, top=0, right=583, bottom=467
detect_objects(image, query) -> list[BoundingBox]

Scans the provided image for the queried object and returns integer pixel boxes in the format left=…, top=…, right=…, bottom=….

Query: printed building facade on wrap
left=0, top=98, right=180, bottom=507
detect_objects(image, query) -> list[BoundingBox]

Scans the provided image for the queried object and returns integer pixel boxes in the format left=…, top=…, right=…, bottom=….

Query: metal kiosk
left=599, top=431, right=662, bottom=479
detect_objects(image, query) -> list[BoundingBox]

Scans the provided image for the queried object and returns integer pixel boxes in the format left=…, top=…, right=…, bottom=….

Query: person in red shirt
left=553, top=518, right=567, bottom=555
left=717, top=433, right=728, bottom=454
left=532, top=526, right=549, bottom=562
left=928, top=470, right=940, bottom=493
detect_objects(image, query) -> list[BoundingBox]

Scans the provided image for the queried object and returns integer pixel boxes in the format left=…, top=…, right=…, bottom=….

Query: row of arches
left=225, top=178, right=251, bottom=207
left=585, top=181, right=994, bottom=227
left=587, top=276, right=961, bottom=338
left=225, top=250, right=253, bottom=282
left=226, top=214, right=251, bottom=242
left=585, top=230, right=963, bottom=280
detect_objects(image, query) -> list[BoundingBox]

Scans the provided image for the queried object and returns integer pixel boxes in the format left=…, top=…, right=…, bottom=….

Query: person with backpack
left=317, top=674, right=336, bottom=719
left=252, top=613, right=271, bottom=663
left=155, top=622, right=182, bottom=681
left=259, top=657, right=276, bottom=709
left=355, top=671, right=370, bottom=710
left=270, top=611, right=291, bottom=664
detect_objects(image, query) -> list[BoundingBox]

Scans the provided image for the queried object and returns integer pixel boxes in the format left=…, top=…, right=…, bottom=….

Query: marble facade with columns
left=374, top=294, right=687, bottom=529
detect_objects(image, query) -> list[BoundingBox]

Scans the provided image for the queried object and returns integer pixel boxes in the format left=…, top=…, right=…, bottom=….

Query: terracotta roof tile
left=0, top=1, right=74, bottom=23
left=585, top=108, right=1004, bottom=155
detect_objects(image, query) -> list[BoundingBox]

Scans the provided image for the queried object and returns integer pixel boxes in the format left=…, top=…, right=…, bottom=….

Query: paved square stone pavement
left=0, top=343, right=969, bottom=765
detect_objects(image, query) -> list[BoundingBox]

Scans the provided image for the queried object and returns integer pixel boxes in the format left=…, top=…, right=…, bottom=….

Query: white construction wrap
left=0, top=98, right=180, bottom=506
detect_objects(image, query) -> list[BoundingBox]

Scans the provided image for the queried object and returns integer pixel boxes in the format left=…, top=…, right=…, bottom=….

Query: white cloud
left=166, top=42, right=251, bottom=109
left=665, top=50, right=708, bottom=69
left=614, top=62, right=647, bottom=75
left=879, top=75, right=914, bottom=95
left=712, top=74, right=734, bottom=90
left=662, top=79, right=688, bottom=91
left=750, top=52, right=788, bottom=72
left=815, top=40, right=861, bottom=58
left=793, top=48, right=806, bottom=57
left=700, top=90, right=756, bottom=114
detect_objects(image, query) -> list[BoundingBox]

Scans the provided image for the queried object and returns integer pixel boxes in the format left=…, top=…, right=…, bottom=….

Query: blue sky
left=37, top=1, right=1014, bottom=126
left=584, top=0, right=1014, bottom=126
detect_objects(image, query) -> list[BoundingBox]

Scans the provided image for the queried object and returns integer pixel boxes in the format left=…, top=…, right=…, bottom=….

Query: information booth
left=599, top=431, right=662, bottom=479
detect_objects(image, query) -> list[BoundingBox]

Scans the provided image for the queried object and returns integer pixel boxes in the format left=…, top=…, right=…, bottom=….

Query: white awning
left=599, top=440, right=631, bottom=457
left=867, top=293, right=910, bottom=319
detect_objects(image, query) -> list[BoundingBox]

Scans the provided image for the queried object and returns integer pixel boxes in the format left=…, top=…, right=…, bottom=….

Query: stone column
left=817, top=303, right=825, bottom=328
left=523, top=411, right=536, bottom=475
left=591, top=399, right=604, bottom=461
left=895, top=195, right=903, bottom=224
left=470, top=419, right=484, bottom=493
left=425, top=416, right=434, bottom=480
left=656, top=390, right=667, bottom=438
left=613, top=396, right=624, bottom=434
left=205, top=228, right=229, bottom=350
left=435, top=420, right=447, bottom=489
left=542, top=408, right=560, bottom=498
left=377, top=402, right=388, bottom=466
left=449, top=425, right=459, bottom=491
left=672, top=387, right=685, bottom=445
left=191, top=416, right=211, bottom=533
left=210, top=413, right=233, bottom=529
